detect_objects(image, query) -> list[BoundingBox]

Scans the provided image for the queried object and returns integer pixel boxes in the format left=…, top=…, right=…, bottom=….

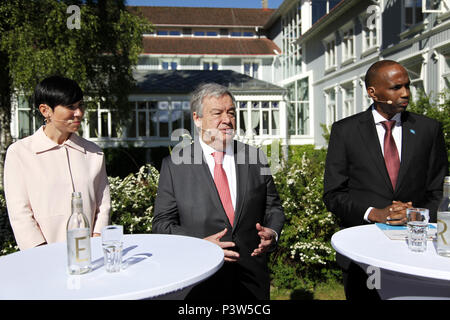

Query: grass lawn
left=270, top=280, right=346, bottom=300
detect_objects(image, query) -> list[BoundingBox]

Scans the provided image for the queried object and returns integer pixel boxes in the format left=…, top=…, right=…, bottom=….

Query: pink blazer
left=4, top=127, right=111, bottom=250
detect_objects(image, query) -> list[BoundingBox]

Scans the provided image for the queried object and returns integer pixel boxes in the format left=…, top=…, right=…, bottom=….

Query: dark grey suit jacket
left=324, top=108, right=448, bottom=228
left=153, top=139, right=285, bottom=299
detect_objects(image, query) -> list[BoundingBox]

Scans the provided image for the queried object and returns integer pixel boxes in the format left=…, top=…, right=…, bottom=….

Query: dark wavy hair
left=33, top=76, right=83, bottom=110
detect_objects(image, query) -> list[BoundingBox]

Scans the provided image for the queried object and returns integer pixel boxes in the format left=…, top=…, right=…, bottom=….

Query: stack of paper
left=375, top=223, right=437, bottom=241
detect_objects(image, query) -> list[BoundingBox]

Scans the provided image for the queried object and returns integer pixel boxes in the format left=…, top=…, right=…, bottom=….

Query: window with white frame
left=281, top=1, right=302, bottom=79
left=341, top=82, right=355, bottom=119
left=243, top=61, right=260, bottom=78
left=236, top=101, right=280, bottom=136
left=87, top=103, right=121, bottom=138
left=312, top=0, right=341, bottom=25
left=16, top=95, right=43, bottom=139
left=361, top=8, right=380, bottom=52
left=325, top=89, right=337, bottom=127
left=90, top=100, right=192, bottom=140
left=442, top=52, right=450, bottom=89
left=160, top=59, right=179, bottom=70
left=325, top=36, right=337, bottom=70
left=403, top=59, right=425, bottom=99
left=341, top=26, right=355, bottom=63
left=287, top=78, right=309, bottom=136
left=202, top=59, right=220, bottom=70
left=403, top=0, right=424, bottom=30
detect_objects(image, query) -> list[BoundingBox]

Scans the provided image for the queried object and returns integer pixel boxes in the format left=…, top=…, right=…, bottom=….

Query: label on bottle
left=437, top=212, right=450, bottom=248
left=67, top=228, right=91, bottom=264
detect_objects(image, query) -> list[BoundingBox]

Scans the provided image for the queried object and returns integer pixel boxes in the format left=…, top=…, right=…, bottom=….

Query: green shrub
left=270, top=145, right=341, bottom=292
left=109, top=163, right=159, bottom=234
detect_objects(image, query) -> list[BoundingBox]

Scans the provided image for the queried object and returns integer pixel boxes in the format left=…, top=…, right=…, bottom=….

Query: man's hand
left=251, top=223, right=276, bottom=257
left=368, top=201, right=412, bottom=225
left=204, top=228, right=239, bottom=262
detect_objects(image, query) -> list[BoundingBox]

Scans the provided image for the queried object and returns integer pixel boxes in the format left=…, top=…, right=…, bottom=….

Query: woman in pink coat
left=4, top=76, right=110, bottom=250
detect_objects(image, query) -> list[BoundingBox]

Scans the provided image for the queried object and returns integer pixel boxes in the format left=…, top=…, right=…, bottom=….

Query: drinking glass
left=406, top=208, right=429, bottom=253
left=102, top=225, right=123, bottom=272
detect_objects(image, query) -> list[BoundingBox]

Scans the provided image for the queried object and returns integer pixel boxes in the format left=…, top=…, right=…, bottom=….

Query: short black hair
left=33, top=76, right=83, bottom=110
left=364, top=60, right=400, bottom=89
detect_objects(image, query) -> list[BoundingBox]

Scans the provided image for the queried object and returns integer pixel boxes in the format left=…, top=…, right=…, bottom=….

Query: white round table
left=0, top=234, right=224, bottom=300
left=331, top=224, right=450, bottom=299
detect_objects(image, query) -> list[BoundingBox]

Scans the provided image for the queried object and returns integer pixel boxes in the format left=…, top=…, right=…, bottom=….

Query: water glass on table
left=102, top=225, right=123, bottom=272
left=406, top=208, right=429, bottom=253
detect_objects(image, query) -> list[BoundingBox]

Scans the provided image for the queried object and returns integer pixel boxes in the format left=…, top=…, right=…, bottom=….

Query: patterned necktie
left=381, top=120, right=400, bottom=190
left=212, top=152, right=235, bottom=226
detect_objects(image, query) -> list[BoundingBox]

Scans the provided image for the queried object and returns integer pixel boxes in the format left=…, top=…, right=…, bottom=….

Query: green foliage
left=270, top=145, right=341, bottom=291
left=0, top=0, right=152, bottom=123
left=408, top=89, right=450, bottom=163
left=108, top=164, right=159, bottom=234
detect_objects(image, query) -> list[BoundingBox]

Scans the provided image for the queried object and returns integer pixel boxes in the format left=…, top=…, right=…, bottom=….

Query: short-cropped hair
left=364, top=60, right=400, bottom=89
left=190, top=83, right=236, bottom=117
left=34, top=76, right=83, bottom=110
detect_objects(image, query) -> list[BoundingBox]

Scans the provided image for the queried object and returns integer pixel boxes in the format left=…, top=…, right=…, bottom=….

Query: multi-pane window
left=404, top=60, right=424, bottom=99
left=325, top=89, right=337, bottom=127
left=362, top=8, right=379, bottom=52
left=281, top=0, right=302, bottom=80
left=312, top=0, right=340, bottom=25
left=325, top=38, right=337, bottom=70
left=443, top=53, right=450, bottom=90
left=342, top=83, right=355, bottom=119
left=243, top=62, right=259, bottom=78
left=342, top=27, right=355, bottom=62
left=161, top=60, right=178, bottom=70
left=203, top=60, right=220, bottom=70
left=403, top=0, right=424, bottom=29
left=287, top=78, right=309, bottom=136
left=94, top=100, right=192, bottom=140
left=236, top=101, right=280, bottom=136
left=16, top=96, right=43, bottom=138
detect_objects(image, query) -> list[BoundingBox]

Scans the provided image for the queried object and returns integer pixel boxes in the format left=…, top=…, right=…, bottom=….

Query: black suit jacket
left=324, top=108, right=448, bottom=228
left=153, top=139, right=285, bottom=299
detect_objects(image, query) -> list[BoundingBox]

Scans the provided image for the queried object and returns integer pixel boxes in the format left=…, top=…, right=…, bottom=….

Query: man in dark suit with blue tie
left=153, top=83, right=285, bottom=300
left=323, top=60, right=448, bottom=299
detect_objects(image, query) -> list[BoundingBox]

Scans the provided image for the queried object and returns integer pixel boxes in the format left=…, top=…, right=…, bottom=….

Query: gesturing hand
left=204, top=228, right=240, bottom=262
left=251, top=223, right=276, bottom=257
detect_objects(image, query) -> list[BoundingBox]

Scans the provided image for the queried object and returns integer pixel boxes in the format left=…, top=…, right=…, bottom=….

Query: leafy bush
left=109, top=163, right=159, bottom=234
left=270, top=145, right=341, bottom=292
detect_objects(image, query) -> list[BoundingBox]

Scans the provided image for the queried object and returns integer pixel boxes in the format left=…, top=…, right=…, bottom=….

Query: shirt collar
left=198, top=135, right=234, bottom=157
left=371, top=105, right=402, bottom=126
left=31, top=126, right=86, bottom=154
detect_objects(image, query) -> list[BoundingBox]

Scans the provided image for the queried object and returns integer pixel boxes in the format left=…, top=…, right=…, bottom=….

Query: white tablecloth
left=331, top=224, right=450, bottom=299
left=0, top=234, right=224, bottom=300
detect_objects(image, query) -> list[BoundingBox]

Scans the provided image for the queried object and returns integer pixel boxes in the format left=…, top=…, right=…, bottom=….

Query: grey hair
left=190, top=83, right=236, bottom=117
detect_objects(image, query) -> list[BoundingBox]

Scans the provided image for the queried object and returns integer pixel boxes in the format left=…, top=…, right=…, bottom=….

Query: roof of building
left=132, top=70, right=285, bottom=95
left=128, top=6, right=276, bottom=27
left=141, top=37, right=280, bottom=55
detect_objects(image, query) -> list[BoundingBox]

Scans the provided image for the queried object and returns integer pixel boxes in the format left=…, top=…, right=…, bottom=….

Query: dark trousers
left=185, top=263, right=261, bottom=301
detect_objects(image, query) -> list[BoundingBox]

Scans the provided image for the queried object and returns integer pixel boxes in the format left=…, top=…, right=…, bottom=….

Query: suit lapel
left=395, top=112, right=416, bottom=194
left=357, top=108, right=394, bottom=193
left=233, top=141, right=248, bottom=232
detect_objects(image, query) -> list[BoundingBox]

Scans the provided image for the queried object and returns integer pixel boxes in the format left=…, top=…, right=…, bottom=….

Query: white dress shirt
left=198, top=138, right=237, bottom=210
left=364, top=107, right=403, bottom=222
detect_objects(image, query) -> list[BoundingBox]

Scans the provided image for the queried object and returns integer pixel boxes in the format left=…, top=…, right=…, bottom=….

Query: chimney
left=262, top=0, right=268, bottom=9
